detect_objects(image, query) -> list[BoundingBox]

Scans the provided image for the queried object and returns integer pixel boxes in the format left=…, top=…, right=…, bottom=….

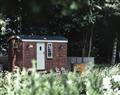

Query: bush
left=0, top=64, right=120, bottom=95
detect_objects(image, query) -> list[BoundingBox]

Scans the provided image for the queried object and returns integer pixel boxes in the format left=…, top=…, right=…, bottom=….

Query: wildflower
left=67, top=80, right=73, bottom=85
left=112, top=75, right=120, bottom=82
left=102, top=76, right=112, bottom=90
left=116, top=90, right=120, bottom=95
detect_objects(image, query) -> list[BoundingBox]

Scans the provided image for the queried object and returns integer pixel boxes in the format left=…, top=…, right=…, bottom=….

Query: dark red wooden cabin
left=8, top=35, right=68, bottom=71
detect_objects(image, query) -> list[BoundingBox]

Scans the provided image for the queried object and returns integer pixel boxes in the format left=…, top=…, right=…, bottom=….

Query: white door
left=37, top=43, right=45, bottom=70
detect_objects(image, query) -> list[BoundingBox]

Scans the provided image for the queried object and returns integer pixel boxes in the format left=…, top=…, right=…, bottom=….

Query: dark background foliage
left=0, top=0, right=120, bottom=64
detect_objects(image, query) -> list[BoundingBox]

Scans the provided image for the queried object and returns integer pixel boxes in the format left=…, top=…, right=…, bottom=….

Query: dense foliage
left=1, top=0, right=120, bottom=63
left=0, top=64, right=120, bottom=95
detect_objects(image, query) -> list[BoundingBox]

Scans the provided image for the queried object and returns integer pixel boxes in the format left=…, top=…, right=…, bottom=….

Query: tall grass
left=0, top=64, right=120, bottom=95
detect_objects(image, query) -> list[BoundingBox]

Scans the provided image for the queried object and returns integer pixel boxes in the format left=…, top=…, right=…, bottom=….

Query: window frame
left=47, top=43, right=53, bottom=59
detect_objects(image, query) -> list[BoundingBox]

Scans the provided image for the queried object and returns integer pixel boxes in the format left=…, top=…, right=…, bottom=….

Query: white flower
left=112, top=75, right=120, bottom=82
left=67, top=80, right=73, bottom=85
left=102, top=76, right=112, bottom=90
left=116, top=90, right=120, bottom=95
left=114, top=88, right=119, bottom=92
left=103, top=89, right=114, bottom=95
left=85, top=79, right=91, bottom=88
left=113, top=88, right=120, bottom=95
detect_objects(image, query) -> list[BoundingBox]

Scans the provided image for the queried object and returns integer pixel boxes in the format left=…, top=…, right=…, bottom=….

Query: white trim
left=47, top=43, right=53, bottom=59
left=22, top=39, right=68, bottom=43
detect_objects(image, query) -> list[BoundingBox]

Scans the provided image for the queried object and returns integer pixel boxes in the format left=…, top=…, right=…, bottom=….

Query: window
left=39, top=46, right=42, bottom=51
left=47, top=43, right=53, bottom=58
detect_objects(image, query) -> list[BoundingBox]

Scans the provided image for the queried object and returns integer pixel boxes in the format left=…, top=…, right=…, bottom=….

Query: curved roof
left=8, top=35, right=68, bottom=43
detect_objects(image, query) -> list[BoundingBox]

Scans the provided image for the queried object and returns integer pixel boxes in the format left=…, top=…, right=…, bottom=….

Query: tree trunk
left=111, top=36, right=118, bottom=64
left=88, top=24, right=94, bottom=57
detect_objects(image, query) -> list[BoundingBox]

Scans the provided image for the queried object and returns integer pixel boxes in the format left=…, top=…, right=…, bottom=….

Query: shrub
left=0, top=64, right=120, bottom=95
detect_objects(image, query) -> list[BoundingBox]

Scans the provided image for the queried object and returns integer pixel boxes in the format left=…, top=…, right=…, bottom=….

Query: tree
left=0, top=15, right=7, bottom=56
left=51, top=0, right=103, bottom=57
left=50, top=0, right=120, bottom=64
left=103, top=0, right=120, bottom=64
left=0, top=0, right=120, bottom=64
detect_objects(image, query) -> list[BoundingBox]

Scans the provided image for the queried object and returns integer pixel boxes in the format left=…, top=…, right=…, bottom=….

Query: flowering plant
left=0, top=64, right=120, bottom=95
